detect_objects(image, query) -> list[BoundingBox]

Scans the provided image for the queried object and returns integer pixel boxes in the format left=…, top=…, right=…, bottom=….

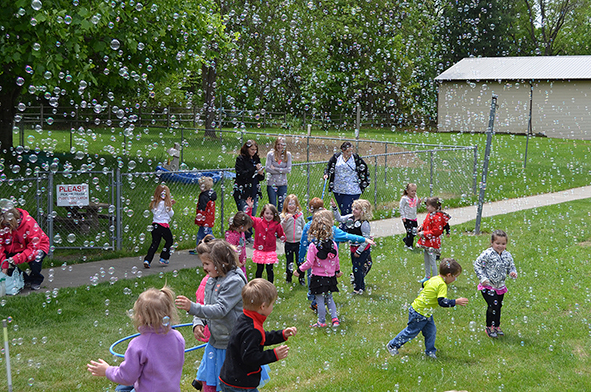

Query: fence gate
left=44, top=170, right=117, bottom=252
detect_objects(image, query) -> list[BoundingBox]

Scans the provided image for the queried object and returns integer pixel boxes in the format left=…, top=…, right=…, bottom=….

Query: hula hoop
left=109, top=323, right=206, bottom=358
left=321, top=178, right=327, bottom=200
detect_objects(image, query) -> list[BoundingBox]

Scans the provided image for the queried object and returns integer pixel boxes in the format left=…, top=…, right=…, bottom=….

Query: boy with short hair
left=386, top=258, right=468, bottom=359
left=219, top=279, right=297, bottom=392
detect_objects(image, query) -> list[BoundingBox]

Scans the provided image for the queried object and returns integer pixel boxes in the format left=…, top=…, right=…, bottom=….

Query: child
left=0, top=199, right=50, bottom=290
left=246, top=197, right=286, bottom=283
left=386, top=259, right=468, bottom=359
left=219, top=278, right=297, bottom=391
left=225, top=212, right=253, bottom=278
left=87, top=285, right=185, bottom=392
left=143, top=184, right=175, bottom=268
left=331, top=198, right=373, bottom=294
left=195, top=176, right=217, bottom=245
left=176, top=236, right=248, bottom=392
left=400, top=183, right=421, bottom=250
left=280, top=194, right=306, bottom=284
left=474, top=230, right=518, bottom=338
left=298, top=198, right=375, bottom=312
left=294, top=210, right=343, bottom=327
left=417, top=197, right=450, bottom=283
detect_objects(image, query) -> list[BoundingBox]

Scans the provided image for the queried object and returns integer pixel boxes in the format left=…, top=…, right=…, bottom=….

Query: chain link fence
left=2, top=131, right=477, bottom=256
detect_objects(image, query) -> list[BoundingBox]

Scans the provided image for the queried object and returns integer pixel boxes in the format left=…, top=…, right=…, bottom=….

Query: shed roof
left=435, top=56, right=591, bottom=81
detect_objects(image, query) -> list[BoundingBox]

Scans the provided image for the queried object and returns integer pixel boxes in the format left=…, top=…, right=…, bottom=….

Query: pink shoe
left=331, top=318, right=340, bottom=327
left=310, top=322, right=328, bottom=328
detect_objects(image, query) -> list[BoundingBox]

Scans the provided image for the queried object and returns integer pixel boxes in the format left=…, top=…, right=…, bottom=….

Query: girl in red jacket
left=0, top=199, right=50, bottom=290
left=417, top=197, right=450, bottom=283
left=246, top=197, right=285, bottom=283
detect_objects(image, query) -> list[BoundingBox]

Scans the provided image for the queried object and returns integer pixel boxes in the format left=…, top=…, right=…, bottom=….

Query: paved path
left=14, top=185, right=591, bottom=294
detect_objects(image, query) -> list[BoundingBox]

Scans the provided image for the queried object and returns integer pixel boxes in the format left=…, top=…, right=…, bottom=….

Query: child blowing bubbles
left=386, top=259, right=468, bottom=359
left=219, top=279, right=297, bottom=392
left=87, top=286, right=185, bottom=392
left=474, top=230, right=517, bottom=338
left=176, top=236, right=248, bottom=392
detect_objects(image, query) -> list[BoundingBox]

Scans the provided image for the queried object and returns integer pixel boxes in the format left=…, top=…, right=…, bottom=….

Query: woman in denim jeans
left=265, top=137, right=291, bottom=212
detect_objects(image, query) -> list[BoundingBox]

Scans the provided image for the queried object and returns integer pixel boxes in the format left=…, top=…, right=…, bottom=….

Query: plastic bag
left=0, top=268, right=25, bottom=295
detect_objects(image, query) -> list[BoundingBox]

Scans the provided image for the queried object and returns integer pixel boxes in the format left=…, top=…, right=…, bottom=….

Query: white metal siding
left=437, top=80, right=591, bottom=140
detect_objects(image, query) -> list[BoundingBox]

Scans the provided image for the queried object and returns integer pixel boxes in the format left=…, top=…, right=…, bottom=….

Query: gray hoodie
left=189, top=268, right=248, bottom=349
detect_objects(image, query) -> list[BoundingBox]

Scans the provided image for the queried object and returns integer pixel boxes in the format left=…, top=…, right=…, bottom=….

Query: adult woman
left=233, top=140, right=265, bottom=239
left=323, top=141, right=370, bottom=216
left=0, top=199, right=50, bottom=290
left=265, top=137, right=292, bottom=212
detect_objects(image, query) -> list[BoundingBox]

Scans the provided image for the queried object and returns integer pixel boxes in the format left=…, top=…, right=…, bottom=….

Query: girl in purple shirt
left=87, top=286, right=185, bottom=392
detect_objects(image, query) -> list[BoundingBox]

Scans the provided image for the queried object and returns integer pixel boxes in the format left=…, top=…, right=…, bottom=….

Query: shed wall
left=437, top=80, right=591, bottom=140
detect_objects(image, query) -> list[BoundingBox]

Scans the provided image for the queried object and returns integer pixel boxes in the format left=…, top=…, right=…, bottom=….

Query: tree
left=0, top=0, right=232, bottom=150
left=515, top=0, right=587, bottom=55
left=437, top=0, right=516, bottom=66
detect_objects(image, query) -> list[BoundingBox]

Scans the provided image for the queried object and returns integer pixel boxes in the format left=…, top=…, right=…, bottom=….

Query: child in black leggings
left=474, top=230, right=518, bottom=338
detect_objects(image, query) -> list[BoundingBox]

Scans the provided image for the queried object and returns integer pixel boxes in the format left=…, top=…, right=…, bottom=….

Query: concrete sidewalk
left=14, top=185, right=591, bottom=294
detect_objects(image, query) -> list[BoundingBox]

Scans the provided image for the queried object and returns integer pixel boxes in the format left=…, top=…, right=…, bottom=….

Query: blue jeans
left=220, top=383, right=257, bottom=392
left=332, top=192, right=360, bottom=216
left=388, top=306, right=437, bottom=355
left=115, top=385, right=134, bottom=392
left=267, top=185, right=287, bottom=212
left=196, top=226, right=213, bottom=246
left=351, top=248, right=370, bottom=291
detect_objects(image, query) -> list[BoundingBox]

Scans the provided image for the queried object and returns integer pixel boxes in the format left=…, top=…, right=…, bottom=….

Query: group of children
left=116, top=179, right=518, bottom=391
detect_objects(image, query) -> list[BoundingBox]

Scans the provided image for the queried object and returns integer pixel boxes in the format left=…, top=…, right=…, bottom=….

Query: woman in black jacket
left=323, top=141, right=370, bottom=216
left=233, top=140, right=265, bottom=240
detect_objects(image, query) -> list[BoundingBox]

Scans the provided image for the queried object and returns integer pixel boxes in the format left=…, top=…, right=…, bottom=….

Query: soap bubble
left=31, top=0, right=42, bottom=10
left=110, top=39, right=121, bottom=50
left=162, top=316, right=170, bottom=327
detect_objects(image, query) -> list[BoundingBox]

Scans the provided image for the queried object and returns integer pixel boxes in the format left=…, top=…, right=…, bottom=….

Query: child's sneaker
left=310, top=322, right=327, bottom=328
left=331, top=317, right=340, bottom=327
left=495, top=326, right=504, bottom=336
left=143, top=260, right=151, bottom=269
left=159, top=258, right=169, bottom=265
left=352, top=289, right=363, bottom=295
left=310, top=303, right=318, bottom=313
left=426, top=352, right=438, bottom=359
left=386, top=344, right=399, bottom=356
left=419, top=276, right=430, bottom=284
left=486, top=326, right=498, bottom=338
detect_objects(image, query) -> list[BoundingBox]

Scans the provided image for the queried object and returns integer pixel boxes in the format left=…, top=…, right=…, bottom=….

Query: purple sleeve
left=105, top=336, right=143, bottom=385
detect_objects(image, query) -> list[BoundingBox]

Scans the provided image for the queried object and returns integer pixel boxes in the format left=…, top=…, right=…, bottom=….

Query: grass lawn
left=1, top=198, right=590, bottom=391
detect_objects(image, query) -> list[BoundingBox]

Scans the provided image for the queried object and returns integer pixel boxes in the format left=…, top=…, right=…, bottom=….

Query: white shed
left=435, top=56, right=591, bottom=140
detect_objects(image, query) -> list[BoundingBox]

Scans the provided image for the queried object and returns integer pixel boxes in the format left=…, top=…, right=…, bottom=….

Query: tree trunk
left=202, top=62, right=217, bottom=138
left=0, top=87, right=19, bottom=153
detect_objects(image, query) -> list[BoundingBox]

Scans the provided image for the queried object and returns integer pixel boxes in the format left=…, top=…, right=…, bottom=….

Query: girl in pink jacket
left=294, top=210, right=343, bottom=328
left=246, top=197, right=286, bottom=283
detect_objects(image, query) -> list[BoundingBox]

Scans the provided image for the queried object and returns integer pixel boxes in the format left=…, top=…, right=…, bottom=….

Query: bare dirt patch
left=273, top=135, right=424, bottom=167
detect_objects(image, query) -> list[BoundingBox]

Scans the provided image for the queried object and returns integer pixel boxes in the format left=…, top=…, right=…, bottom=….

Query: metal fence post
left=429, top=151, right=434, bottom=197
left=220, top=172, right=225, bottom=237
left=306, top=133, right=310, bottom=202
left=475, top=95, right=498, bottom=235
left=374, top=156, right=378, bottom=208
left=384, top=143, right=388, bottom=184
left=47, top=171, right=54, bottom=257
left=116, top=167, right=122, bottom=250
left=472, top=145, right=478, bottom=195
left=181, top=129, right=184, bottom=166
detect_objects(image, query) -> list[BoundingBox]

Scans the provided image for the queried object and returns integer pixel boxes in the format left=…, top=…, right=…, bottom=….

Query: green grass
left=1, top=199, right=590, bottom=391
